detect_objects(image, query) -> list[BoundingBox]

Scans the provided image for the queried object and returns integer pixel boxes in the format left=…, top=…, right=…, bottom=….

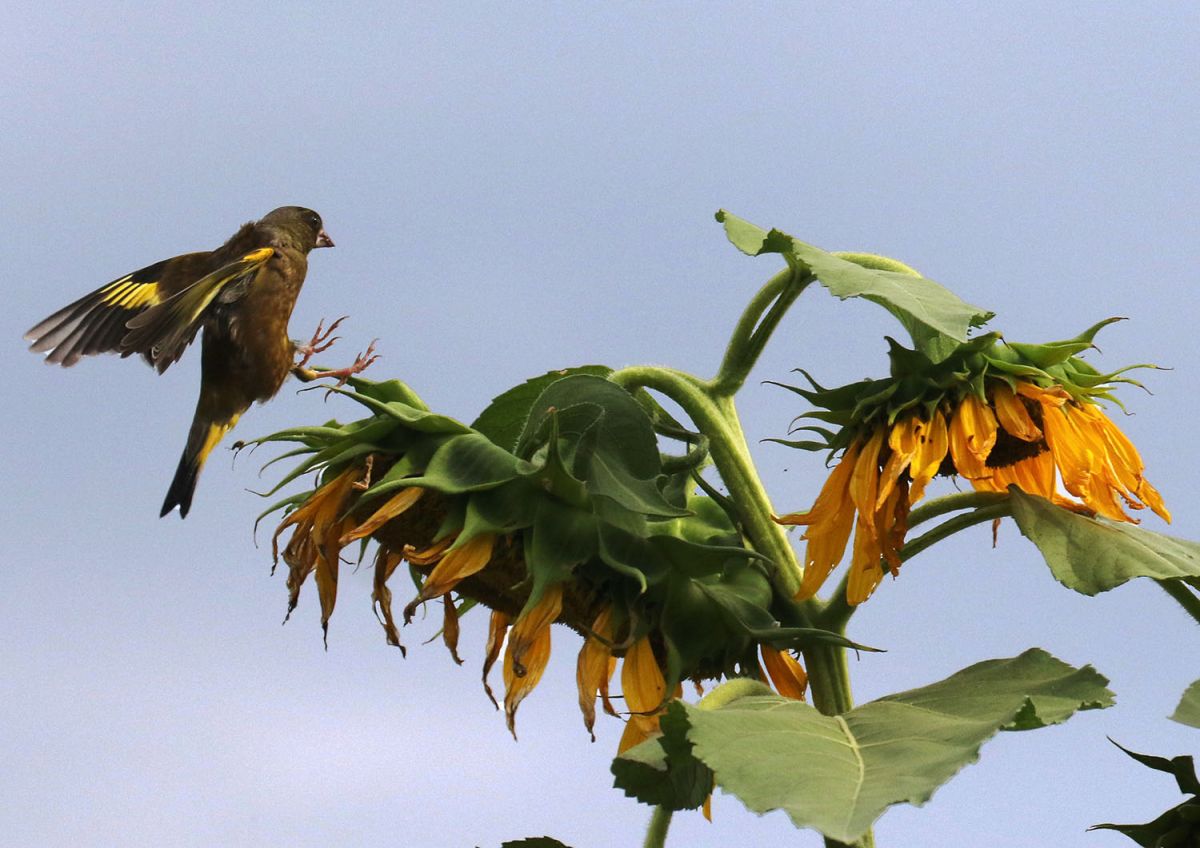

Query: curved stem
left=609, top=366, right=806, bottom=601
left=907, top=491, right=1010, bottom=531
left=711, top=267, right=812, bottom=397
left=1157, top=578, right=1200, bottom=626
left=642, top=806, right=673, bottom=848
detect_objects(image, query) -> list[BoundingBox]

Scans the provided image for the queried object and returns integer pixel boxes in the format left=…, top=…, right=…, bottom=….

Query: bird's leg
left=293, top=315, right=348, bottom=370
left=292, top=339, right=380, bottom=386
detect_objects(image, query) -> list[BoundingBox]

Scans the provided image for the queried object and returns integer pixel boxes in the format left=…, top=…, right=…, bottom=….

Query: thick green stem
left=609, top=366, right=806, bottom=601
left=715, top=267, right=811, bottom=395
left=642, top=806, right=673, bottom=848
left=711, top=266, right=812, bottom=396
left=1157, top=578, right=1200, bottom=626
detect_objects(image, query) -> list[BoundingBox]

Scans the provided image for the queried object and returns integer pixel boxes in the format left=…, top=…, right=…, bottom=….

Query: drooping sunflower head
left=775, top=319, right=1169, bottom=604
left=259, top=370, right=824, bottom=753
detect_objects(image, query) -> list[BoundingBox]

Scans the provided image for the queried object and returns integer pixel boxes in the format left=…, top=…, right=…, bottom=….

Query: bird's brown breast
left=197, top=248, right=308, bottom=421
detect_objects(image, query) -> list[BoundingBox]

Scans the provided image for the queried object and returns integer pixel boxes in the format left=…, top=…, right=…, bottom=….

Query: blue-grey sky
left=4, top=4, right=1199, bottom=847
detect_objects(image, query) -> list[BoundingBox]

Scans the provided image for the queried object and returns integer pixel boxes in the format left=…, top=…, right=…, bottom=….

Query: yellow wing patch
left=99, top=277, right=161, bottom=309
left=241, top=247, right=274, bottom=263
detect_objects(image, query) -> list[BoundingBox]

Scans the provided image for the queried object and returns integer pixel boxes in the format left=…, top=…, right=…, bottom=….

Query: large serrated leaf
left=668, top=648, right=1112, bottom=842
left=715, top=210, right=993, bottom=363
left=1009, top=490, right=1200, bottom=595
left=610, top=703, right=714, bottom=811
left=1172, top=680, right=1200, bottom=729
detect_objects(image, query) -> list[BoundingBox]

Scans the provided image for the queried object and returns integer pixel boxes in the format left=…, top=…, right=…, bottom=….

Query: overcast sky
left=4, top=3, right=1199, bottom=847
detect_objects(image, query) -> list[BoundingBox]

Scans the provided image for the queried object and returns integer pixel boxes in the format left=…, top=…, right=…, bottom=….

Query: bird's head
left=260, top=206, right=334, bottom=252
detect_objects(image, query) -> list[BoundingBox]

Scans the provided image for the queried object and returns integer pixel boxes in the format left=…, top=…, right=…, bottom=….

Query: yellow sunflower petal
left=992, top=383, right=1042, bottom=442
left=416, top=533, right=497, bottom=601
left=761, top=645, right=808, bottom=700
left=503, top=585, right=564, bottom=738
left=787, top=442, right=862, bottom=600
left=848, top=429, right=886, bottom=533
left=846, top=517, right=885, bottom=605
left=776, top=440, right=861, bottom=527
left=339, top=486, right=425, bottom=545
left=949, top=393, right=998, bottom=480
left=909, top=409, right=949, bottom=504
left=877, top=415, right=922, bottom=511
left=617, top=637, right=676, bottom=754
left=481, top=609, right=512, bottom=709
left=576, top=606, right=617, bottom=739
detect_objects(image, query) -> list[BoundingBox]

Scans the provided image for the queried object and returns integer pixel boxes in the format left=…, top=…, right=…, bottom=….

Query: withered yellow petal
left=761, top=646, right=808, bottom=700
left=576, top=606, right=617, bottom=739
left=481, top=609, right=512, bottom=709
left=418, top=533, right=496, bottom=600
left=948, top=393, right=997, bottom=480
left=502, top=585, right=564, bottom=738
left=340, top=486, right=424, bottom=545
left=992, top=383, right=1042, bottom=442
left=846, top=517, right=885, bottom=605
left=908, top=410, right=949, bottom=504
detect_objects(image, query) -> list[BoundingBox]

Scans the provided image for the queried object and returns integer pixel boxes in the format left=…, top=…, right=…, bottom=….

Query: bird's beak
left=315, top=229, right=335, bottom=248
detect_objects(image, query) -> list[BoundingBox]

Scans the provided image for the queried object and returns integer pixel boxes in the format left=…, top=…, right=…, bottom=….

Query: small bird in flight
left=25, top=205, right=374, bottom=518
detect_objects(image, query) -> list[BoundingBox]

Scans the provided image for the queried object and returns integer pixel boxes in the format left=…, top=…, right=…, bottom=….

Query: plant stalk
left=642, top=806, right=673, bottom=848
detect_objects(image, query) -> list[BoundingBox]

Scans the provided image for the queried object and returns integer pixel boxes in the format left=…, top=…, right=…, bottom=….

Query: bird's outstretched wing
left=122, top=247, right=274, bottom=373
left=25, top=256, right=181, bottom=367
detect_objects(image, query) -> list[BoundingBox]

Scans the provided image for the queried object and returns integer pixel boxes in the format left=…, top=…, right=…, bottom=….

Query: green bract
left=767, top=318, right=1152, bottom=455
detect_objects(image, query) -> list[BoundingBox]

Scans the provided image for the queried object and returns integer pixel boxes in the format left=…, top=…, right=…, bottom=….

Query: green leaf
left=472, top=365, right=613, bottom=450
left=610, top=703, right=714, bottom=811
left=1173, top=680, right=1200, bottom=729
left=1090, top=741, right=1200, bottom=846
left=670, top=648, right=1112, bottom=842
left=403, top=433, right=528, bottom=493
left=1009, top=490, right=1200, bottom=595
left=1107, top=740, right=1200, bottom=795
left=715, top=210, right=993, bottom=362
left=791, top=241, right=992, bottom=363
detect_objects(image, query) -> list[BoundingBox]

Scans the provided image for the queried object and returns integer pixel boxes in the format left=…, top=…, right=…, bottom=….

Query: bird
left=25, top=205, right=367, bottom=518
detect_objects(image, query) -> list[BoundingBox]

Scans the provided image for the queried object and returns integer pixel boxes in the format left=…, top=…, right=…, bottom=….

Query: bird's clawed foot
left=317, top=340, right=380, bottom=387
left=292, top=333, right=380, bottom=387
left=293, top=315, right=348, bottom=370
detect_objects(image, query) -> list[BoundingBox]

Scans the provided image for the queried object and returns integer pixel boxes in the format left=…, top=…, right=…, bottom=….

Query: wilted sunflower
left=775, top=324, right=1169, bottom=604
left=273, top=453, right=816, bottom=753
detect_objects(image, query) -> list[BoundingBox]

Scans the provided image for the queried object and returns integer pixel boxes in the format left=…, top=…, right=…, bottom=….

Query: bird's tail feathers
left=161, top=413, right=241, bottom=518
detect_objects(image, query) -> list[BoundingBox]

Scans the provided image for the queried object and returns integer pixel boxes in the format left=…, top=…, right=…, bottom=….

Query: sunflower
left=777, top=345, right=1168, bottom=605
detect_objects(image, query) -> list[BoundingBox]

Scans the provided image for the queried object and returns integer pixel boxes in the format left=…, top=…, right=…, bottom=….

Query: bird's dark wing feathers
left=24, top=258, right=173, bottom=367
left=123, top=247, right=275, bottom=374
